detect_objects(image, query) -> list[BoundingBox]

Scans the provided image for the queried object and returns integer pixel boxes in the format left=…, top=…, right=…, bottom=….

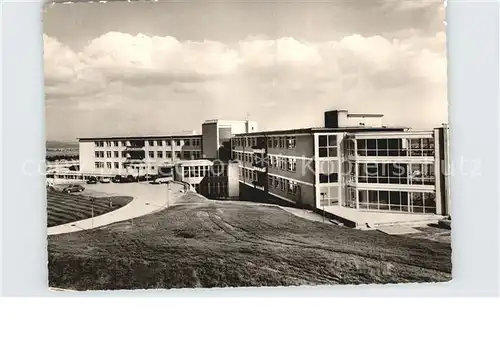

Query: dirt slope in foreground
left=48, top=197, right=452, bottom=290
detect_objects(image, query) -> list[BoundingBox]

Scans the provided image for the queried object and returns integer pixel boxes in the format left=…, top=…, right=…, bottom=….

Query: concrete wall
left=268, top=182, right=315, bottom=208
left=79, top=141, right=95, bottom=173
left=436, top=126, right=451, bottom=216
left=227, top=162, right=240, bottom=197
left=218, top=120, right=258, bottom=134
left=246, top=121, right=258, bottom=133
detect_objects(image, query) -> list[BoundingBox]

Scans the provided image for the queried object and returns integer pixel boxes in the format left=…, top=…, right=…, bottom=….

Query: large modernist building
left=78, top=132, right=204, bottom=177
left=53, top=109, right=450, bottom=225
left=231, top=110, right=451, bottom=220
left=77, top=119, right=258, bottom=177
left=59, top=120, right=257, bottom=200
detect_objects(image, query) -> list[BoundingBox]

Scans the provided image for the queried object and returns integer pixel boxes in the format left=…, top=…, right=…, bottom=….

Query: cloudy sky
left=44, top=0, right=447, bottom=141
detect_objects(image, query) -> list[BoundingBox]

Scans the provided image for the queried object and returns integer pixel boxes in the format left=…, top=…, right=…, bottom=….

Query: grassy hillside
left=48, top=193, right=452, bottom=290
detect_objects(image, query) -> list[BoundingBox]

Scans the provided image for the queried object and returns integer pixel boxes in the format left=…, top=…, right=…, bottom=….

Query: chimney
left=324, top=110, right=340, bottom=128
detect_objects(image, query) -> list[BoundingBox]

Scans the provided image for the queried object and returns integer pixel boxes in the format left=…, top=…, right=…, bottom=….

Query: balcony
left=251, top=180, right=266, bottom=191
left=123, top=159, right=146, bottom=168
left=251, top=163, right=267, bottom=172
left=125, top=145, right=145, bottom=151
left=251, top=145, right=266, bottom=152
left=125, top=150, right=145, bottom=160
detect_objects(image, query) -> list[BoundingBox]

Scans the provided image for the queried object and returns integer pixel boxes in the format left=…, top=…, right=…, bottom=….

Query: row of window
left=195, top=182, right=234, bottom=199
left=267, top=175, right=298, bottom=195
left=356, top=163, right=435, bottom=185
left=232, top=151, right=299, bottom=172
left=233, top=151, right=253, bottom=164
left=148, top=151, right=201, bottom=159
left=240, top=168, right=258, bottom=182
left=95, top=162, right=156, bottom=170
left=268, top=156, right=297, bottom=172
left=356, top=190, right=436, bottom=214
left=95, top=151, right=202, bottom=159
left=94, top=139, right=201, bottom=148
left=232, top=136, right=297, bottom=149
left=267, top=136, right=296, bottom=149
left=344, top=137, right=435, bottom=157
left=206, top=182, right=228, bottom=197
left=181, top=165, right=228, bottom=178
left=234, top=152, right=337, bottom=183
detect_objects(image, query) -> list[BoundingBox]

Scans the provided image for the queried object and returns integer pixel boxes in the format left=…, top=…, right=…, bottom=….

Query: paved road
left=47, top=182, right=185, bottom=235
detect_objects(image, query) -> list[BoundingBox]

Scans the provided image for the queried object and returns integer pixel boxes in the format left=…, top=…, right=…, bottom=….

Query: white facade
left=78, top=135, right=203, bottom=176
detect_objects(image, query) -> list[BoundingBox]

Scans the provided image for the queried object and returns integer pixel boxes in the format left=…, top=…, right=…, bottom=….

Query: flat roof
left=346, top=130, right=435, bottom=138
left=78, top=134, right=202, bottom=141
left=175, top=159, right=214, bottom=166
left=202, top=119, right=254, bottom=124
left=347, top=113, right=384, bottom=117
left=233, top=126, right=407, bottom=137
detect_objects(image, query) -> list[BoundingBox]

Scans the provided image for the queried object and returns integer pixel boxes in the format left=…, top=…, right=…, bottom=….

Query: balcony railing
left=251, top=180, right=266, bottom=190
left=251, top=144, right=266, bottom=151
left=125, top=145, right=145, bottom=150
left=125, top=155, right=145, bottom=161
left=251, top=161, right=267, bottom=167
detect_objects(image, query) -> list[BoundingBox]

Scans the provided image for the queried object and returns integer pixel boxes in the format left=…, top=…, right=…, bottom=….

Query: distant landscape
left=46, top=140, right=79, bottom=161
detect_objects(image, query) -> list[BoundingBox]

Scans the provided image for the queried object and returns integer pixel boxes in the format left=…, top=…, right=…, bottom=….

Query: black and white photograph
left=44, top=0, right=451, bottom=291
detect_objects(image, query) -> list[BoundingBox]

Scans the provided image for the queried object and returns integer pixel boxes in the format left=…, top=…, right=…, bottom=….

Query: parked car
left=124, top=175, right=136, bottom=183
left=62, top=184, right=85, bottom=193
left=112, top=175, right=123, bottom=183
left=152, top=177, right=171, bottom=184
left=87, top=176, right=98, bottom=184
left=100, top=177, right=111, bottom=183
left=138, top=175, right=154, bottom=182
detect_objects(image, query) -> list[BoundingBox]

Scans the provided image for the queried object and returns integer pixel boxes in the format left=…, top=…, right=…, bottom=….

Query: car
left=100, top=177, right=111, bottom=183
left=112, top=175, right=123, bottom=183
left=152, top=177, right=171, bottom=184
left=62, top=184, right=85, bottom=193
left=123, top=175, right=136, bottom=183
left=87, top=176, right=98, bottom=184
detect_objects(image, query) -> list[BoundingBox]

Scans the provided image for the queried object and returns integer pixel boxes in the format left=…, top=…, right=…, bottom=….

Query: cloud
left=383, top=0, right=444, bottom=12
left=43, top=34, right=85, bottom=86
left=44, top=29, right=447, bottom=139
left=44, top=30, right=445, bottom=92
